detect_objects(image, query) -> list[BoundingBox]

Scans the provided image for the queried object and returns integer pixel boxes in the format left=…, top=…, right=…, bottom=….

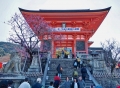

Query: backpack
left=74, top=71, right=78, bottom=76
left=74, top=61, right=77, bottom=66
left=77, top=58, right=80, bottom=62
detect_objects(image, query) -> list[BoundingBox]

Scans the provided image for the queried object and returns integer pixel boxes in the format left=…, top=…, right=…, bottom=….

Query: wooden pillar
left=85, top=35, right=88, bottom=54
left=51, top=40, right=54, bottom=58
left=53, top=42, right=56, bottom=58
left=73, top=35, right=77, bottom=58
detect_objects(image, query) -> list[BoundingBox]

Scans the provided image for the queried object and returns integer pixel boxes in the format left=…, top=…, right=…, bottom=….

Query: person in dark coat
left=72, top=54, right=75, bottom=59
left=78, top=76, right=85, bottom=88
left=71, top=78, right=79, bottom=88
left=8, top=80, right=14, bottom=88
left=0, top=80, right=8, bottom=88
left=57, top=64, right=63, bottom=78
left=76, top=57, right=80, bottom=68
left=64, top=77, right=71, bottom=88
left=81, top=66, right=87, bottom=81
left=32, top=78, right=43, bottom=88
left=73, top=59, right=78, bottom=69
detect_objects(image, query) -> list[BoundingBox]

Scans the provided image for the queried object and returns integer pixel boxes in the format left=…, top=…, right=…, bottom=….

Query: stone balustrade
left=93, top=72, right=120, bottom=78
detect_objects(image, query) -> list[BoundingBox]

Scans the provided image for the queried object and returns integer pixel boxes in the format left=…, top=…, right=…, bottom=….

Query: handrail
left=59, top=81, right=66, bottom=88
left=86, top=67, right=102, bottom=87
left=42, top=51, right=51, bottom=87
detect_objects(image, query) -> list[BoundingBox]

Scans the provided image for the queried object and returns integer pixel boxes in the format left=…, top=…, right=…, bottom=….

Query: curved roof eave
left=19, top=7, right=111, bottom=13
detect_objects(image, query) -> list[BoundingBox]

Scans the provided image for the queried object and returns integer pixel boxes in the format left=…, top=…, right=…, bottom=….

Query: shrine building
left=19, top=7, right=111, bottom=58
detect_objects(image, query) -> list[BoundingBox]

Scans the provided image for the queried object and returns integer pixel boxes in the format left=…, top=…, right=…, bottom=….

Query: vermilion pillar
left=85, top=38, right=88, bottom=54
left=54, top=43, right=56, bottom=58
left=51, top=40, right=54, bottom=58
left=73, top=35, right=76, bottom=58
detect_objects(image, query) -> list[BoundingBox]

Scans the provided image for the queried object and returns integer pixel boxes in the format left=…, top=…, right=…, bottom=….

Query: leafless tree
left=7, top=13, right=52, bottom=62
left=101, top=39, right=120, bottom=73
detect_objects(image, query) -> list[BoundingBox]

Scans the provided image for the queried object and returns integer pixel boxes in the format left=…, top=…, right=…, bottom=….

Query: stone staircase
left=45, top=59, right=94, bottom=88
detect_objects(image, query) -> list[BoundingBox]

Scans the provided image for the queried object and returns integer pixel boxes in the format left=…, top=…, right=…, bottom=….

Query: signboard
left=52, top=27, right=80, bottom=32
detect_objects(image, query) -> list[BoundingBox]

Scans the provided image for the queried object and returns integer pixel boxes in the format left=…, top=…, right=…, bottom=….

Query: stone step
left=45, top=59, right=94, bottom=88
left=45, top=83, right=92, bottom=88
left=28, top=69, right=39, bottom=72
left=47, top=76, right=89, bottom=80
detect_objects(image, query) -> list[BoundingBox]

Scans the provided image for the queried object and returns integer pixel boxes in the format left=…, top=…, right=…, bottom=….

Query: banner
left=52, top=27, right=80, bottom=31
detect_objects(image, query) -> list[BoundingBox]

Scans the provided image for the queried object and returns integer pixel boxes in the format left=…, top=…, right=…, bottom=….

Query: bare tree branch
left=7, top=13, right=52, bottom=61
left=101, top=39, right=120, bottom=73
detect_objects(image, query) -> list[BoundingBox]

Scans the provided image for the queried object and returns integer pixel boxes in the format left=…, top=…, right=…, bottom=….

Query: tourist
left=54, top=73, right=61, bottom=88
left=32, top=78, right=43, bottom=88
left=64, top=77, right=71, bottom=88
left=72, top=68, right=78, bottom=80
left=71, top=78, right=79, bottom=88
left=77, top=57, right=80, bottom=68
left=0, top=80, right=8, bottom=88
left=90, top=84, right=95, bottom=88
left=80, top=59, right=83, bottom=68
left=68, top=54, right=70, bottom=59
left=78, top=76, right=85, bottom=88
left=81, top=66, right=87, bottom=81
left=56, top=64, right=63, bottom=78
left=117, top=85, right=120, bottom=88
left=72, top=54, right=75, bottom=59
left=48, top=81, right=54, bottom=88
left=64, top=51, right=68, bottom=58
left=95, top=85, right=102, bottom=88
left=18, top=78, right=31, bottom=88
left=73, top=59, right=78, bottom=69
left=69, top=50, right=72, bottom=59
left=8, top=80, right=14, bottom=88
left=61, top=50, right=64, bottom=59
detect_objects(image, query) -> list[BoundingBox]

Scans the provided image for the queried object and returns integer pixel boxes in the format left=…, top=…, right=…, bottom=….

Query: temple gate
left=19, top=7, right=111, bottom=58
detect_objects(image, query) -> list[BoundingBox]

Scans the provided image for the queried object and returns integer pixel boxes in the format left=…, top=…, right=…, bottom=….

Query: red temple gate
left=19, top=7, right=111, bottom=58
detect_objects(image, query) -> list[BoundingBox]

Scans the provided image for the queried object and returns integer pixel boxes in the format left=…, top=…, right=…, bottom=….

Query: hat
left=25, top=78, right=28, bottom=81
left=37, top=78, right=41, bottom=83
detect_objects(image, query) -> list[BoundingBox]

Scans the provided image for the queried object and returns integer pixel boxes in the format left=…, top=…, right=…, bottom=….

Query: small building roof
left=89, top=47, right=103, bottom=51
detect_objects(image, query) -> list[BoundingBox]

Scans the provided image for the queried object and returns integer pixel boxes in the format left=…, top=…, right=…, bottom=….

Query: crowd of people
left=51, top=57, right=104, bottom=88
left=53, top=73, right=86, bottom=88
left=0, top=77, right=44, bottom=88
left=52, top=59, right=88, bottom=88
left=56, top=49, right=74, bottom=59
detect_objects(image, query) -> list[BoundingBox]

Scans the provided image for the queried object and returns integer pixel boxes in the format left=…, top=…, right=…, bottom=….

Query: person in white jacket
left=18, top=78, right=31, bottom=88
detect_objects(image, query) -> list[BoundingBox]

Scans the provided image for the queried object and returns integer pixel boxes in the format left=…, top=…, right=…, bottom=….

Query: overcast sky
left=0, top=0, right=120, bottom=47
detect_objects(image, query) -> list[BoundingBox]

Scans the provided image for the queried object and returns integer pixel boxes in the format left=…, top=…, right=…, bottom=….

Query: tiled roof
left=19, top=7, right=111, bottom=13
